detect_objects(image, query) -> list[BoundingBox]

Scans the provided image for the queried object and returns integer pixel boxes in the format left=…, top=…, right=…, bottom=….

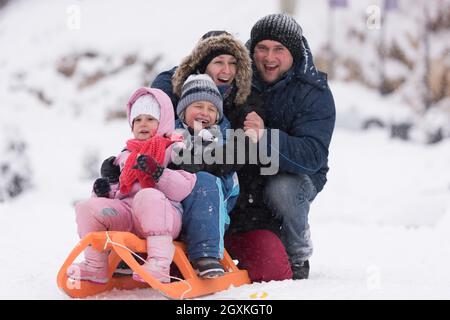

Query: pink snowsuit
left=74, top=88, right=197, bottom=278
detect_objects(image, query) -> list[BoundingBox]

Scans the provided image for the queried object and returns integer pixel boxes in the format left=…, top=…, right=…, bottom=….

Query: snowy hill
left=0, top=0, right=449, bottom=299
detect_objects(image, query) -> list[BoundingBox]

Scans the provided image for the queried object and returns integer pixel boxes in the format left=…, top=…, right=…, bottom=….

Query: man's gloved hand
left=93, top=177, right=111, bottom=198
left=133, top=154, right=164, bottom=182
left=100, top=156, right=121, bottom=184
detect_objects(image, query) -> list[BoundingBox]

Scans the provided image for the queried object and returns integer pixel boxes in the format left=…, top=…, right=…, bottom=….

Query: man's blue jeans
left=264, top=173, right=317, bottom=263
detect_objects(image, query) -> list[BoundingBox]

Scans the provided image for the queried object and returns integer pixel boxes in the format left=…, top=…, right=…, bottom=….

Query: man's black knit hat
left=249, top=13, right=303, bottom=59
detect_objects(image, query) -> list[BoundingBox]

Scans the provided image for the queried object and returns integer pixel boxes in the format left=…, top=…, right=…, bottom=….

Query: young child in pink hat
left=67, top=88, right=197, bottom=284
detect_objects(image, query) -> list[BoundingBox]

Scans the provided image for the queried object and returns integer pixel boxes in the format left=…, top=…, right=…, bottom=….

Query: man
left=226, top=13, right=336, bottom=280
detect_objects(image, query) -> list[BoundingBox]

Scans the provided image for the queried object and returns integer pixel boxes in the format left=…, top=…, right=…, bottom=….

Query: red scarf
left=119, top=135, right=173, bottom=195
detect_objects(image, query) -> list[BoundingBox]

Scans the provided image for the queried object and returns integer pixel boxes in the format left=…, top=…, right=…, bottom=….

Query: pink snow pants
left=75, top=188, right=182, bottom=240
left=75, top=188, right=181, bottom=268
left=74, top=169, right=196, bottom=268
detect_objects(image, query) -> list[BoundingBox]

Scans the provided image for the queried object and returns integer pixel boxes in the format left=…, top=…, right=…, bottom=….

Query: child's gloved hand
left=100, top=156, right=120, bottom=183
left=93, top=178, right=111, bottom=198
left=133, top=154, right=164, bottom=182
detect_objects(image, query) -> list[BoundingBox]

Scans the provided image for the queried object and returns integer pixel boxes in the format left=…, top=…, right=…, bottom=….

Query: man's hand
left=244, top=111, right=265, bottom=143
left=133, top=154, right=164, bottom=182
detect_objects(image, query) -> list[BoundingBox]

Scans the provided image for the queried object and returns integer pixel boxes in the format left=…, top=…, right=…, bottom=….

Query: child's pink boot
left=67, top=247, right=109, bottom=284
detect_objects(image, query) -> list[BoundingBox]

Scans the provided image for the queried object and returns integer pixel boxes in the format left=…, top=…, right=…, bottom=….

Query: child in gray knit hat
left=169, top=74, right=240, bottom=279
left=176, top=74, right=224, bottom=131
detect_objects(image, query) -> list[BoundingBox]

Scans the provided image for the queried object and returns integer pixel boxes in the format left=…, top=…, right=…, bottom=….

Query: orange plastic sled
left=57, top=231, right=251, bottom=299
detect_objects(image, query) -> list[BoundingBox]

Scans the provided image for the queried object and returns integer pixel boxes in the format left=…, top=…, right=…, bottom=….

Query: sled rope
left=103, top=231, right=192, bottom=300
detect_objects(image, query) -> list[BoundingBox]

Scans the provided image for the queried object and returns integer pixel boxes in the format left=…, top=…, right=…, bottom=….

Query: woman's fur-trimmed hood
left=172, top=33, right=252, bottom=106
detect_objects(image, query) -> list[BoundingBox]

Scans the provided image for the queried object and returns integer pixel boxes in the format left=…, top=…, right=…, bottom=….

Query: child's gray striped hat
left=177, top=74, right=223, bottom=122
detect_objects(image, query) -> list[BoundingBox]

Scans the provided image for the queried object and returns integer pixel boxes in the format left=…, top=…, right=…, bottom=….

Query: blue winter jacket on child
left=168, top=116, right=240, bottom=260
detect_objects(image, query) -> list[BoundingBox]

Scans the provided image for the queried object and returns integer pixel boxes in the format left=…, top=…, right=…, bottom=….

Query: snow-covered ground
left=1, top=127, right=449, bottom=300
left=1, top=0, right=449, bottom=300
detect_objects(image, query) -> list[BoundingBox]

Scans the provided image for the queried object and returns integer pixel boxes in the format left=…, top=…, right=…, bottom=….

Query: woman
left=151, top=31, right=293, bottom=282
left=153, top=30, right=256, bottom=130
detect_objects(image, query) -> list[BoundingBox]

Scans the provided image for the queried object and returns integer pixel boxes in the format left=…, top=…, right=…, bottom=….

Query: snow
left=1, top=0, right=449, bottom=300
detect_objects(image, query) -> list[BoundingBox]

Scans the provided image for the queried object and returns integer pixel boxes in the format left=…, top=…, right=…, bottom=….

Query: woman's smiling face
left=205, top=54, right=237, bottom=86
